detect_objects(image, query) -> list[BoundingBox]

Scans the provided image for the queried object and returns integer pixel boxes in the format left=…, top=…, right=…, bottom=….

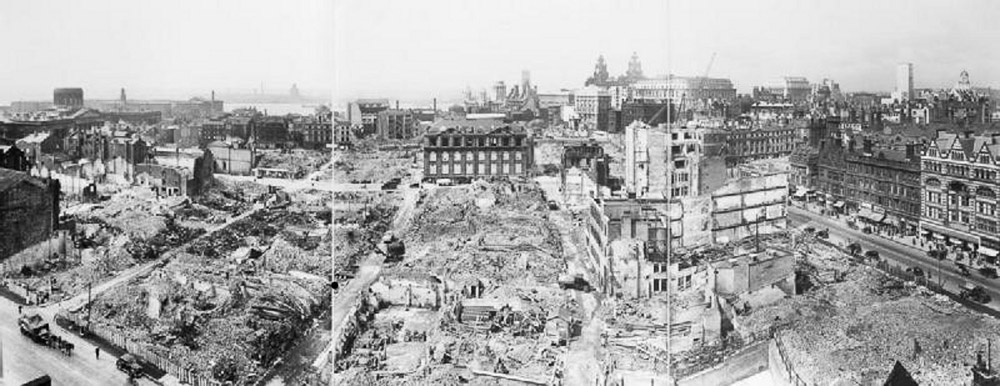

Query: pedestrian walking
left=18, top=305, right=22, bottom=314
left=95, top=347, right=100, bottom=359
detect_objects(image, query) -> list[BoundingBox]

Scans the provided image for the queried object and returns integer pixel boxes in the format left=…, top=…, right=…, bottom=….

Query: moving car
left=906, top=267, right=924, bottom=277
left=980, top=267, right=999, bottom=279
left=547, top=200, right=559, bottom=210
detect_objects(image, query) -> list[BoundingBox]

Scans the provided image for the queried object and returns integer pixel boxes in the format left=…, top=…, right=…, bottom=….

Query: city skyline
left=336, top=0, right=1000, bottom=104
left=0, top=0, right=333, bottom=105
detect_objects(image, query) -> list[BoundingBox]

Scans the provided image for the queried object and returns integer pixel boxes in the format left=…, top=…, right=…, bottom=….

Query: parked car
left=816, top=229, right=829, bottom=239
left=980, top=267, right=999, bottom=279
left=956, top=263, right=972, bottom=277
left=864, top=250, right=880, bottom=260
left=906, top=267, right=925, bottom=277
left=960, top=283, right=992, bottom=303
left=557, top=274, right=593, bottom=292
left=803, top=226, right=816, bottom=234
left=116, top=353, right=145, bottom=379
left=547, top=200, right=560, bottom=210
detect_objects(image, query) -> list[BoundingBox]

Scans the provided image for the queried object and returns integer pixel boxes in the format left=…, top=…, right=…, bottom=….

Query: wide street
left=788, top=205, right=1000, bottom=310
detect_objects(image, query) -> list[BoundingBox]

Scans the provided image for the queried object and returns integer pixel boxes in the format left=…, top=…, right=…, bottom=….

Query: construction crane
left=693, top=52, right=717, bottom=119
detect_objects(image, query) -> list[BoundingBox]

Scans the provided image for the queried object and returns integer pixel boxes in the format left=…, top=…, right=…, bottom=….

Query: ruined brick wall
left=0, top=181, right=54, bottom=260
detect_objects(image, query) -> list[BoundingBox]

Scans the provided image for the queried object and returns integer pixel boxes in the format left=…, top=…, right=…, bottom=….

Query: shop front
left=921, top=222, right=981, bottom=263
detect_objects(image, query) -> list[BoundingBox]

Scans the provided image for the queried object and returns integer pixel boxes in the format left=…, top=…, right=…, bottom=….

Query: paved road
left=788, top=205, right=1000, bottom=310
left=329, top=186, right=421, bottom=380
left=1, top=301, right=155, bottom=386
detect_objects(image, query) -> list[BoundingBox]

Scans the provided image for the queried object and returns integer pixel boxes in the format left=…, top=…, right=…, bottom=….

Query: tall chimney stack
left=433, top=98, right=437, bottom=112
left=396, top=100, right=399, bottom=110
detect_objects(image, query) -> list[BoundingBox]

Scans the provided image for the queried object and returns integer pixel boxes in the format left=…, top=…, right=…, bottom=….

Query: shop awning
left=858, top=208, right=885, bottom=223
left=794, top=190, right=807, bottom=198
left=922, top=222, right=980, bottom=244
left=884, top=214, right=900, bottom=224
left=920, top=229, right=930, bottom=235
left=979, top=246, right=1000, bottom=257
left=933, top=234, right=946, bottom=240
left=833, top=201, right=845, bottom=208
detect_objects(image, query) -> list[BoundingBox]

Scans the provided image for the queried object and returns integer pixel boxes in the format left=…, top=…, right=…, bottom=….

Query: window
left=653, top=278, right=668, bottom=292
left=978, top=202, right=997, bottom=216
left=678, top=275, right=692, bottom=290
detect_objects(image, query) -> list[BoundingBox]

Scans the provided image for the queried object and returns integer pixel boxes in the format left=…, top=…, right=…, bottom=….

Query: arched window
left=977, top=186, right=996, bottom=198
left=925, top=178, right=941, bottom=188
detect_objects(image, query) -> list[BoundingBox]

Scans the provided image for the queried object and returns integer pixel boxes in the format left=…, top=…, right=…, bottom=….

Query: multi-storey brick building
left=920, top=132, right=1000, bottom=260
left=376, top=109, right=417, bottom=140
left=0, top=169, right=59, bottom=260
left=574, top=86, right=611, bottom=132
left=719, top=125, right=797, bottom=176
left=815, top=141, right=849, bottom=210
left=843, top=138, right=923, bottom=234
left=422, top=119, right=533, bottom=182
left=254, top=116, right=289, bottom=148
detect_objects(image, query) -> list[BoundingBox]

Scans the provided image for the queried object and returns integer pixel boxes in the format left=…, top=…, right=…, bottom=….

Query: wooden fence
left=771, top=333, right=808, bottom=386
left=60, top=312, right=222, bottom=386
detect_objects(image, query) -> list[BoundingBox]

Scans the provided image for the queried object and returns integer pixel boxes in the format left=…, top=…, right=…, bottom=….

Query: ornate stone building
left=920, top=132, right=1000, bottom=260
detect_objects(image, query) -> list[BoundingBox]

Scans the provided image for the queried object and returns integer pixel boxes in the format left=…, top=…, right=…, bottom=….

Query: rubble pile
left=82, top=235, right=329, bottom=384
left=333, top=192, right=400, bottom=273
left=256, top=150, right=332, bottom=178
left=194, top=179, right=267, bottom=215
left=10, top=192, right=212, bottom=300
left=390, top=183, right=563, bottom=284
left=334, top=147, right=413, bottom=184
left=187, top=209, right=323, bottom=259
left=336, top=181, right=576, bottom=385
left=736, top=256, right=1000, bottom=385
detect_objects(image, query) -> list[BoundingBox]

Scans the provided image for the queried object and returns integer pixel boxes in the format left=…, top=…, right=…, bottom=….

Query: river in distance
left=225, top=102, right=326, bottom=116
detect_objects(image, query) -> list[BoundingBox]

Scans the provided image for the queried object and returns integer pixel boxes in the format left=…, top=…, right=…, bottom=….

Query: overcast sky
left=336, top=0, right=1000, bottom=106
left=0, top=0, right=332, bottom=105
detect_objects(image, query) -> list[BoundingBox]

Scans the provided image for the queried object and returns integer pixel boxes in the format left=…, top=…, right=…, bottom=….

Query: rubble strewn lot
left=334, top=144, right=416, bottom=184
left=8, top=192, right=212, bottom=301
left=333, top=191, right=400, bottom=275
left=256, top=149, right=332, bottom=178
left=66, top=203, right=330, bottom=384
left=736, top=240, right=1000, bottom=385
left=336, top=180, right=576, bottom=385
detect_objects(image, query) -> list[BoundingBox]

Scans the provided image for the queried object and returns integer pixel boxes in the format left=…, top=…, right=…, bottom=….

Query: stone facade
left=920, top=132, right=1000, bottom=257
left=422, top=120, right=533, bottom=181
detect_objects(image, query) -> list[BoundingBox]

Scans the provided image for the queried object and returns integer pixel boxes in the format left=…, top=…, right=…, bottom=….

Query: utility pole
left=86, top=282, right=92, bottom=334
left=664, top=0, right=674, bottom=379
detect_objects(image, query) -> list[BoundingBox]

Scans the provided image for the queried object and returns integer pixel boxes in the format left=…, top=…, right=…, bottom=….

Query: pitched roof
left=883, top=360, right=918, bottom=386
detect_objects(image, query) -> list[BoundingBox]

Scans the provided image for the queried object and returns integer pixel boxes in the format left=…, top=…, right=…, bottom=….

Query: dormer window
left=928, top=148, right=938, bottom=157
left=980, top=154, right=992, bottom=164
left=952, top=152, right=965, bottom=161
